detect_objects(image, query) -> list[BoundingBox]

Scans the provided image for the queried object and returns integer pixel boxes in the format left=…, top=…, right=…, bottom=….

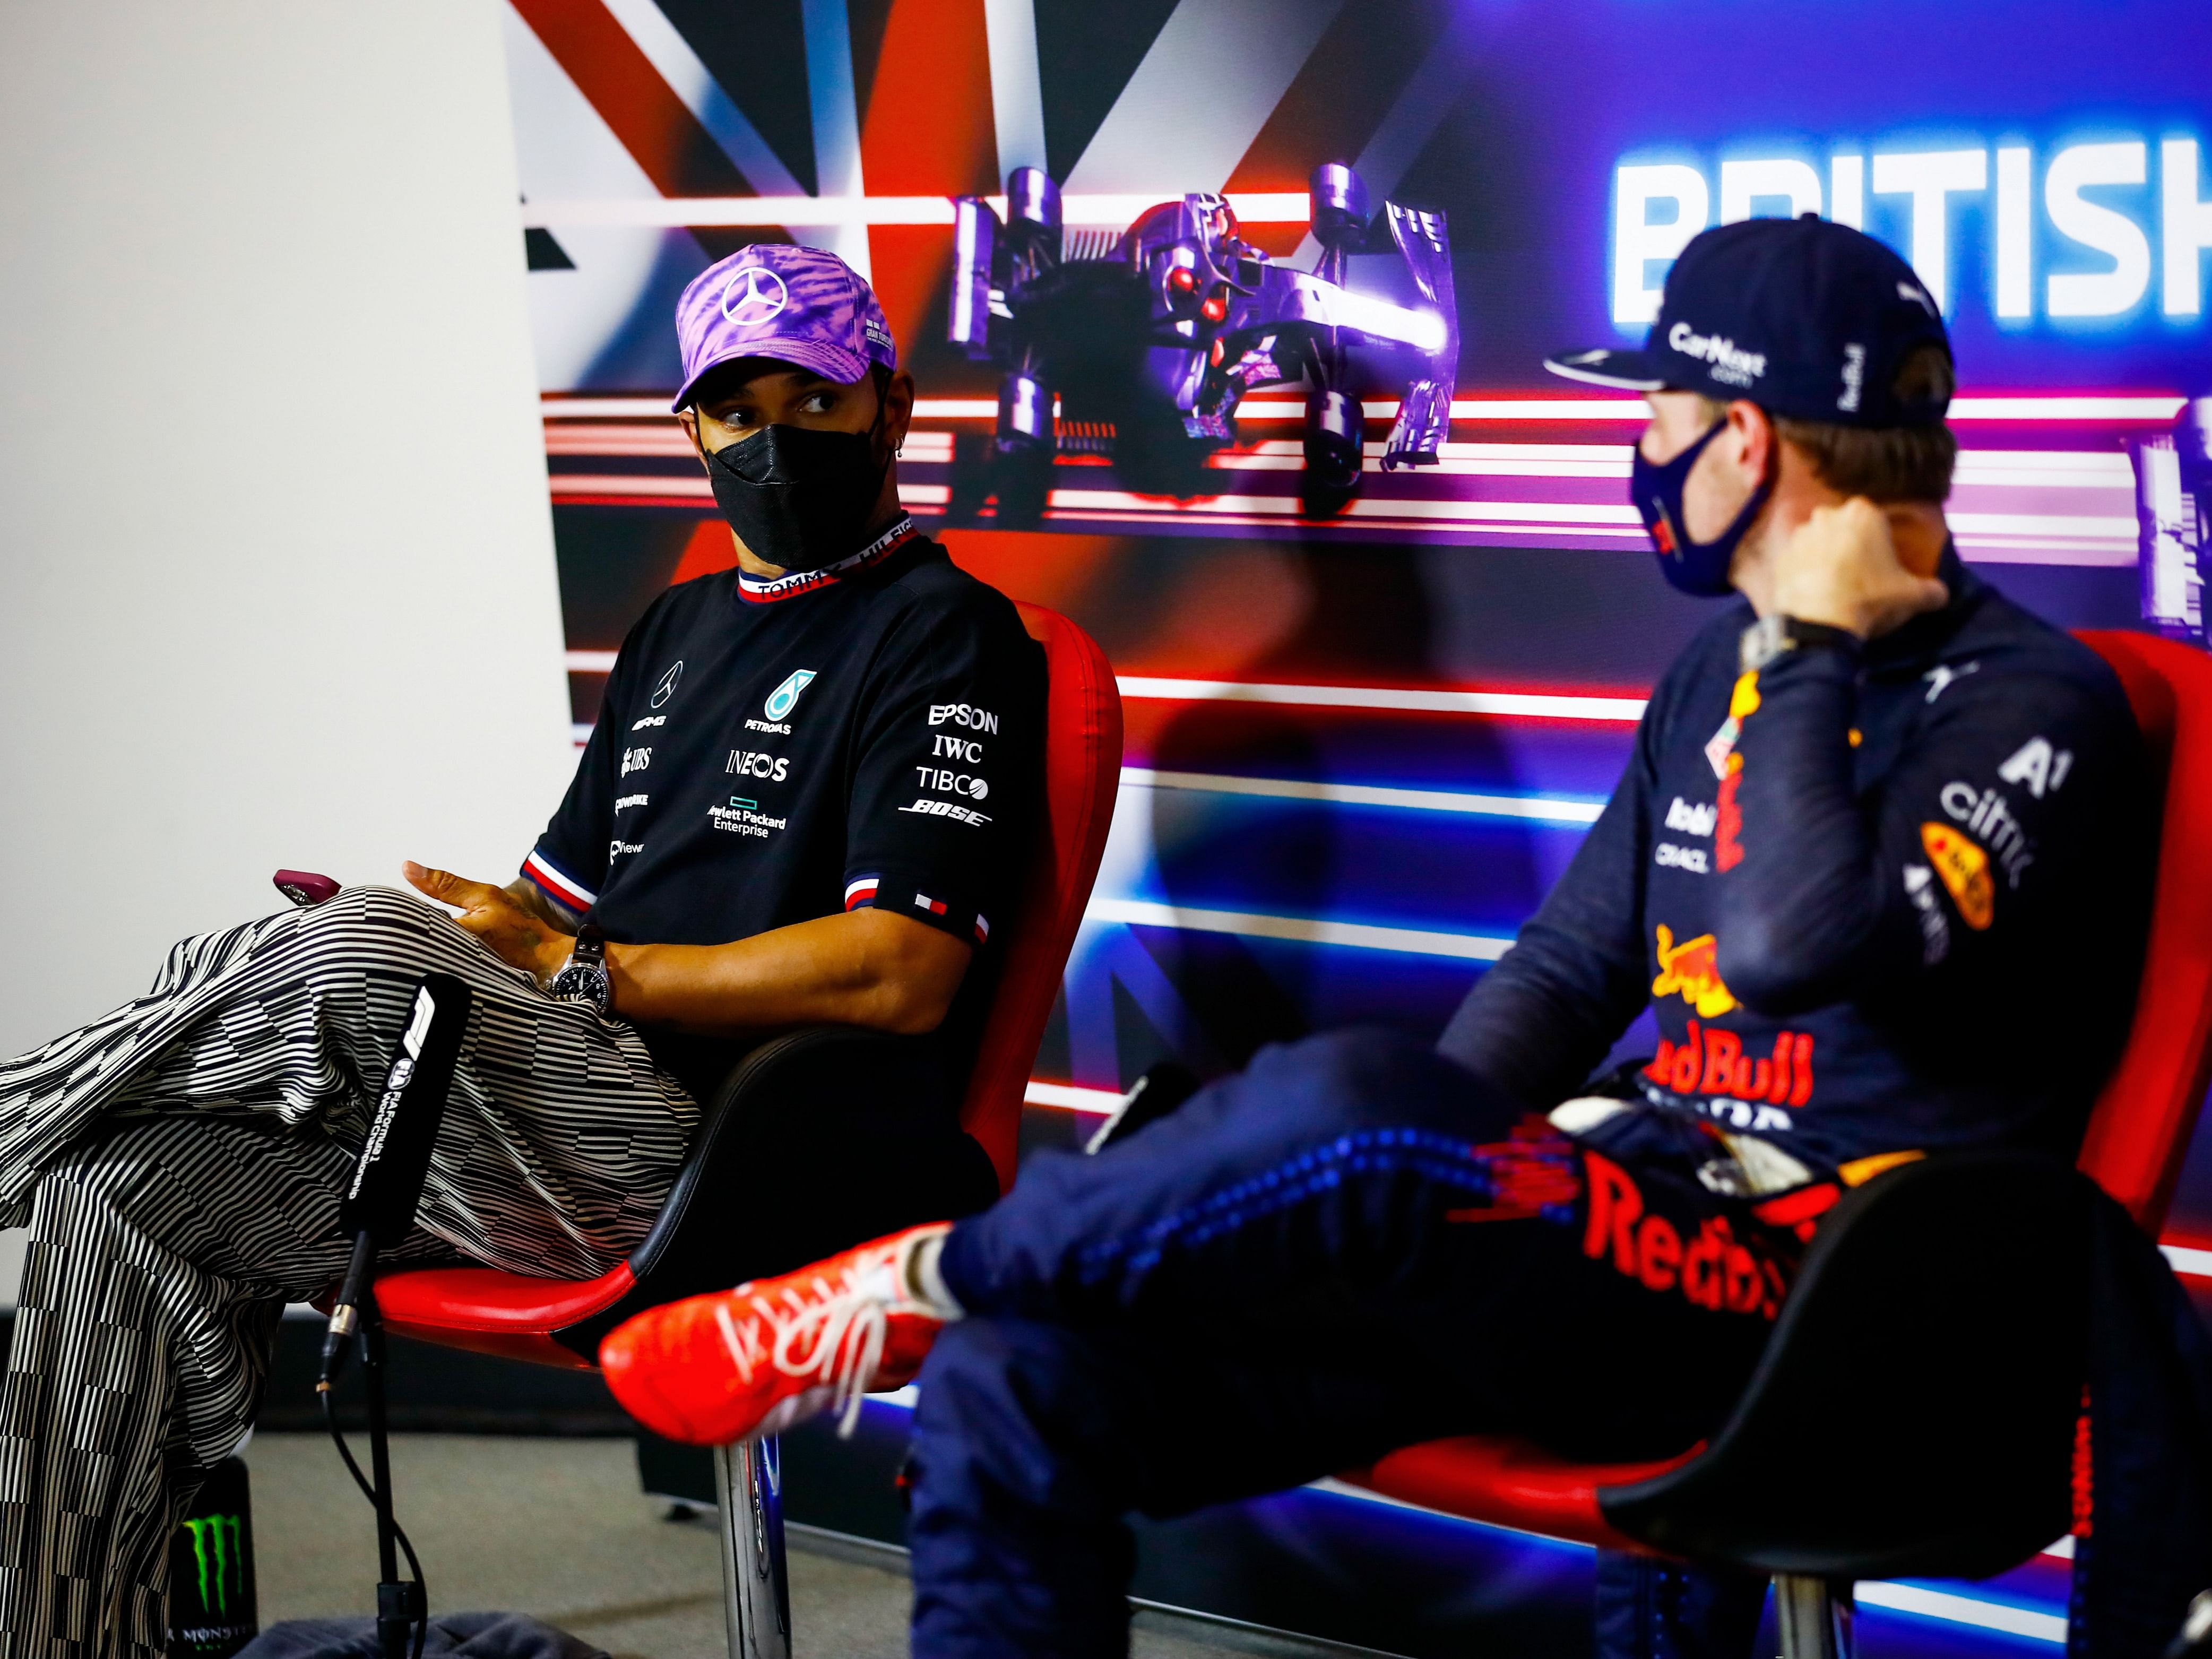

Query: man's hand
left=1771, top=497, right=1949, bottom=639
left=404, top=862, right=573, bottom=983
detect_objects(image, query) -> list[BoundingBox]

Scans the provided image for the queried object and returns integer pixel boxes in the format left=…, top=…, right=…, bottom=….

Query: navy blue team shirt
left=525, top=525, right=1044, bottom=1096
left=1441, top=545, right=2155, bottom=1178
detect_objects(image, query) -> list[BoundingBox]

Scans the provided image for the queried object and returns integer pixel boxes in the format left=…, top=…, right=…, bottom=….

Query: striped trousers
left=0, top=888, right=699, bottom=1659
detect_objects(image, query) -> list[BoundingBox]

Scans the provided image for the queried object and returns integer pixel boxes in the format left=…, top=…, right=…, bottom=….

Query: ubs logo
left=651, top=661, right=684, bottom=709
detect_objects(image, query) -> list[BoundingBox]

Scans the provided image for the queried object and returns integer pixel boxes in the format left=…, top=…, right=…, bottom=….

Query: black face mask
left=702, top=419, right=891, bottom=572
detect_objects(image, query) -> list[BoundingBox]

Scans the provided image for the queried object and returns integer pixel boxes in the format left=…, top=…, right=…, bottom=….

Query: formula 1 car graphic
left=947, top=162, right=1458, bottom=522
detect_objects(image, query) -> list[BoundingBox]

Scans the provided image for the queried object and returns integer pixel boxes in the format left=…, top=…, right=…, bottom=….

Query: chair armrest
left=1597, top=1150, right=2092, bottom=1582
left=552, top=1025, right=999, bottom=1358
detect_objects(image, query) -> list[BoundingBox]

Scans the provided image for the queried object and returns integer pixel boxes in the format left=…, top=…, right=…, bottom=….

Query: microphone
left=321, top=972, right=471, bottom=1384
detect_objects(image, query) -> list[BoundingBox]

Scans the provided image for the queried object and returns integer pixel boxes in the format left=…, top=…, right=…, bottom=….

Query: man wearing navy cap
left=0, top=245, right=1041, bottom=1655
left=599, top=219, right=2154, bottom=1659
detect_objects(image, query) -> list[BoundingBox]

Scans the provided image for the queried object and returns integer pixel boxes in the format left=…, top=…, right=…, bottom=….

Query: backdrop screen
left=502, top=3, right=2210, bottom=1639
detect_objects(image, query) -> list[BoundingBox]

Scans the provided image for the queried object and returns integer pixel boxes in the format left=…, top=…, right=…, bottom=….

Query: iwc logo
left=763, top=669, right=817, bottom=722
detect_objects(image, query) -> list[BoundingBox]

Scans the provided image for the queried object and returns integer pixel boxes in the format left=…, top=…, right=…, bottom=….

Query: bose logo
left=1668, top=321, right=1768, bottom=386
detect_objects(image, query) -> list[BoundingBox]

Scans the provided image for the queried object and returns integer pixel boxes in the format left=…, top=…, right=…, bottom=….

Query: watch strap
left=1740, top=614, right=1863, bottom=672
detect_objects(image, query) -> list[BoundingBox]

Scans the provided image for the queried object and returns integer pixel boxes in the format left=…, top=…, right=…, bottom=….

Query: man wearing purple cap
left=0, top=245, right=1042, bottom=1654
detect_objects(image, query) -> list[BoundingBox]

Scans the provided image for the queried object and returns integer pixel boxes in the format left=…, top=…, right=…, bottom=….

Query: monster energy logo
left=182, top=1514, right=245, bottom=1614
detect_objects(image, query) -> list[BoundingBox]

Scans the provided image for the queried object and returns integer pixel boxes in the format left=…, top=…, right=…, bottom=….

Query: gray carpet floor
left=243, top=1433, right=1383, bottom=1659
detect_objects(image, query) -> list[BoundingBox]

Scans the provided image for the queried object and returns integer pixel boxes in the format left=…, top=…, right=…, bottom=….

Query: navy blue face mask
left=1630, top=418, right=1774, bottom=597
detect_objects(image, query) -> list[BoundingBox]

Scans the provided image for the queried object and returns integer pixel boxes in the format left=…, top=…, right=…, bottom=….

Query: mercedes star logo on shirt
left=651, top=661, right=684, bottom=708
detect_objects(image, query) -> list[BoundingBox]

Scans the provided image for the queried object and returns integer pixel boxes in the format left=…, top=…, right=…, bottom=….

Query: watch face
left=550, top=964, right=609, bottom=1010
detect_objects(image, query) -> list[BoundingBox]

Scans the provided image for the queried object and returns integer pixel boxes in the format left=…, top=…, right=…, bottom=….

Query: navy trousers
left=910, top=1030, right=1782, bottom=1658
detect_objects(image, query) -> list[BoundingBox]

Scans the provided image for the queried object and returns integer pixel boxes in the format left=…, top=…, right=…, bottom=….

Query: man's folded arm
left=1712, top=645, right=2133, bottom=1012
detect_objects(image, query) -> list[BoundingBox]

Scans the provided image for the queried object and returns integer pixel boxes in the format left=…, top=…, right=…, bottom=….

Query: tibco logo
left=914, top=766, right=989, bottom=800
left=727, top=750, right=790, bottom=782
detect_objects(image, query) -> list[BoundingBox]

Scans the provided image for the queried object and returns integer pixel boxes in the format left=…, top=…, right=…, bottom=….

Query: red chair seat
left=1345, top=1436, right=1695, bottom=1553
left=373, top=1265, right=635, bottom=1369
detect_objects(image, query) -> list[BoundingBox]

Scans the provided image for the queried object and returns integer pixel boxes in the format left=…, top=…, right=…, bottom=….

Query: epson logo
left=1668, top=321, right=1767, bottom=386
left=928, top=702, right=1000, bottom=734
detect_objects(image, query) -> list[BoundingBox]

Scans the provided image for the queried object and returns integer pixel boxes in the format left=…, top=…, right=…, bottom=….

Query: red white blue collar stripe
left=736, top=516, right=918, bottom=604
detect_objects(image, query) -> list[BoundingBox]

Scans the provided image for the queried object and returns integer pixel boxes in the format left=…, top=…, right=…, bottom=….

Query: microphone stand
left=317, top=970, right=470, bottom=1659
left=362, top=1298, right=415, bottom=1659
left=321, top=1229, right=426, bottom=1659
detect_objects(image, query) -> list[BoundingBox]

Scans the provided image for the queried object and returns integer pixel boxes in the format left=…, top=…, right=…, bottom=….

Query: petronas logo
left=763, top=670, right=817, bottom=721
left=184, top=1515, right=245, bottom=1614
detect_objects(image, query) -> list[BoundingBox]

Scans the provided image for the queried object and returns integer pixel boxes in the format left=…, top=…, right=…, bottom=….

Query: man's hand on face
left=404, top=862, right=573, bottom=984
left=1771, top=497, right=1950, bottom=640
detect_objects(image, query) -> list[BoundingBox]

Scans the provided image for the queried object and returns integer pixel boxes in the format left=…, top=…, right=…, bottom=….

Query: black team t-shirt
left=524, top=521, right=1045, bottom=1105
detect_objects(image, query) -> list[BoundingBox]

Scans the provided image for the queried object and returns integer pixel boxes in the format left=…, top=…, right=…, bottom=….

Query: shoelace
left=713, top=1264, right=892, bottom=1437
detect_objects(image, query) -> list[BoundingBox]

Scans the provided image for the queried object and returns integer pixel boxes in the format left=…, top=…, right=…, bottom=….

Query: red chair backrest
left=956, top=603, right=1122, bottom=1191
left=2074, top=631, right=2212, bottom=1230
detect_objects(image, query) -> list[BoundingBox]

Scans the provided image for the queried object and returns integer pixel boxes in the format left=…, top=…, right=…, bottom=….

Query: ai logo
left=651, top=661, right=684, bottom=709
left=764, top=670, right=817, bottom=721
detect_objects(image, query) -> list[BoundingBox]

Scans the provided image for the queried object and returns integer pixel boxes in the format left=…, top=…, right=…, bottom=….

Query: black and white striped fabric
left=0, top=887, right=699, bottom=1659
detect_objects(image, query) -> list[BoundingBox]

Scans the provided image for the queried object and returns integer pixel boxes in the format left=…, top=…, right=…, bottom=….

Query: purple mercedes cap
left=671, top=244, right=898, bottom=412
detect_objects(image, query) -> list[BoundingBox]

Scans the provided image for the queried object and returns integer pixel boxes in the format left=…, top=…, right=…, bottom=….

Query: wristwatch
left=548, top=923, right=613, bottom=1015
left=1739, top=613, right=1862, bottom=672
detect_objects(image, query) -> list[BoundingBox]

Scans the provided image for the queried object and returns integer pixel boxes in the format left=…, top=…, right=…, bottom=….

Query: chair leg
left=713, top=1437, right=792, bottom=1659
left=1773, top=1575, right=1855, bottom=1659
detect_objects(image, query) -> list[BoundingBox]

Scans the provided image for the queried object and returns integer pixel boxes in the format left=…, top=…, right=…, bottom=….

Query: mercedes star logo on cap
left=721, top=265, right=791, bottom=327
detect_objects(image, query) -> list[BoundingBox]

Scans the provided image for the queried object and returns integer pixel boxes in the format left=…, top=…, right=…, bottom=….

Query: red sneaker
left=599, top=1223, right=952, bottom=1446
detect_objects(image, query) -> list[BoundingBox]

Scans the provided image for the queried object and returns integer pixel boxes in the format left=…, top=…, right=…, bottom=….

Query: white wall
left=0, top=4, right=575, bottom=1291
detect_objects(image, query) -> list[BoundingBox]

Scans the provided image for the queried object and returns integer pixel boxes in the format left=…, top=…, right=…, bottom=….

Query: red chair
left=1341, top=630, right=2212, bottom=1658
left=364, top=602, right=1122, bottom=1659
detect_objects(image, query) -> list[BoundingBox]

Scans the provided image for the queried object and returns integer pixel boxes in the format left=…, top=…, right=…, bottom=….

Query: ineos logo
left=651, top=661, right=684, bottom=708
left=721, top=266, right=791, bottom=326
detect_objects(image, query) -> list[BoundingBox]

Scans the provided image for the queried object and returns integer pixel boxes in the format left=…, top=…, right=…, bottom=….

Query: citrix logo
left=727, top=750, right=791, bottom=782
left=182, top=1514, right=245, bottom=1615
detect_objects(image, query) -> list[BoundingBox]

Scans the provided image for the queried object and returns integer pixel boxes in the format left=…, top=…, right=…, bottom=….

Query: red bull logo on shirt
left=1651, top=924, right=1737, bottom=1017
left=1643, top=1021, right=1816, bottom=1112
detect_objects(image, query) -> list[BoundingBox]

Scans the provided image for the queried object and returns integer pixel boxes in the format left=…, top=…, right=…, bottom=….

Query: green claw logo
left=183, top=1514, right=244, bottom=1614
